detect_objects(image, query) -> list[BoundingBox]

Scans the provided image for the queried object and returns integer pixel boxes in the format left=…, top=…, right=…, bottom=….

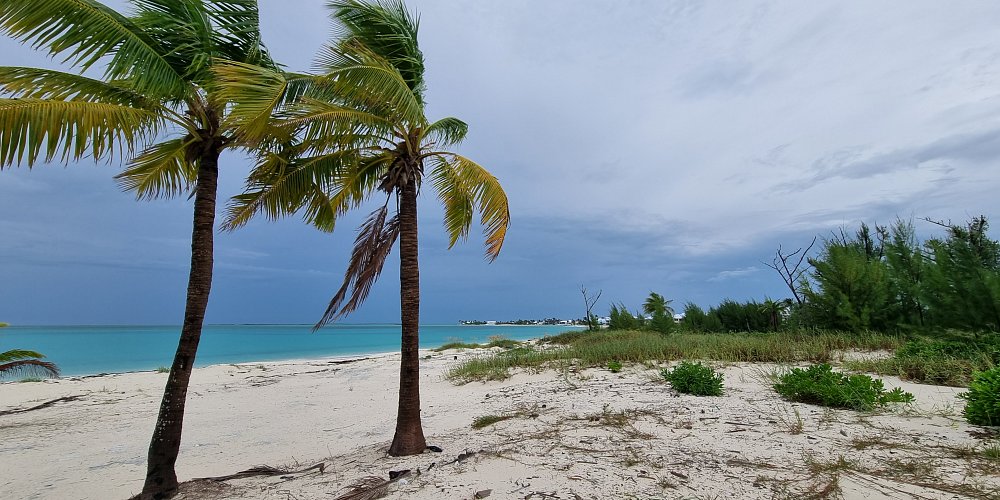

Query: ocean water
left=0, top=324, right=581, bottom=377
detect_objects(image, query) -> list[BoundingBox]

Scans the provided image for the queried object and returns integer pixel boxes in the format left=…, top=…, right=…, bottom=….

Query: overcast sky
left=2, top=1, right=999, bottom=325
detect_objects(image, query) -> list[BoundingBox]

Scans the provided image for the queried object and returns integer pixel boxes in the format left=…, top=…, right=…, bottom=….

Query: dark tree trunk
left=388, top=179, right=426, bottom=456
left=140, top=147, right=220, bottom=499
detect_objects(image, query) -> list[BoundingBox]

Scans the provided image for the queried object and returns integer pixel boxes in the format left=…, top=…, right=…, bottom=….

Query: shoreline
left=2, top=347, right=995, bottom=499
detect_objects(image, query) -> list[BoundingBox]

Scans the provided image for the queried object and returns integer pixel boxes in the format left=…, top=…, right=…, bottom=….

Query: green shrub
left=607, top=360, right=623, bottom=373
left=662, top=361, right=723, bottom=396
left=959, top=366, right=1000, bottom=426
left=773, top=364, right=914, bottom=411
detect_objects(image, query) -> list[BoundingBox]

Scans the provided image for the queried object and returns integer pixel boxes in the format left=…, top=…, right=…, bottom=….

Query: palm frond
left=314, top=40, right=424, bottom=125
left=0, top=67, right=156, bottom=108
left=326, top=0, right=425, bottom=102
left=0, top=98, right=159, bottom=168
left=115, top=136, right=199, bottom=199
left=0, top=359, right=60, bottom=378
left=223, top=150, right=383, bottom=231
left=288, top=97, right=397, bottom=151
left=0, top=349, right=46, bottom=363
left=422, top=117, right=467, bottom=148
left=213, top=60, right=307, bottom=143
left=0, top=349, right=59, bottom=378
left=0, top=0, right=186, bottom=97
left=316, top=202, right=400, bottom=327
left=429, top=153, right=510, bottom=261
left=205, top=0, right=273, bottom=66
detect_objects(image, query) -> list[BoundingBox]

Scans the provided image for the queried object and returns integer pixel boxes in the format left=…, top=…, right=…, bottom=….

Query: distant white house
left=673, top=313, right=685, bottom=323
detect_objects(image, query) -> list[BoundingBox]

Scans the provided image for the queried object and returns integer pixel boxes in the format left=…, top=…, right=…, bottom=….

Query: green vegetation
left=607, top=360, right=623, bottom=373
left=800, top=217, right=1000, bottom=332
left=155, top=366, right=170, bottom=374
left=844, top=336, right=998, bottom=387
left=446, top=330, right=901, bottom=383
left=471, top=414, right=515, bottom=429
left=433, top=337, right=521, bottom=352
left=772, top=364, right=914, bottom=411
left=216, top=0, right=510, bottom=458
left=661, top=361, right=723, bottom=396
left=959, top=366, right=1000, bottom=426
left=0, top=322, right=9, bottom=328
left=0, top=349, right=59, bottom=380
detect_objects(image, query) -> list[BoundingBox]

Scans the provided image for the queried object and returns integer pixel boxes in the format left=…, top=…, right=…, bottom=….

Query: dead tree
left=763, top=236, right=817, bottom=306
left=580, top=286, right=602, bottom=330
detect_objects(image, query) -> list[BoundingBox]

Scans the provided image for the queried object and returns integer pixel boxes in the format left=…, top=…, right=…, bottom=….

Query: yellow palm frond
left=429, top=153, right=510, bottom=260
left=0, top=98, right=159, bottom=168
left=0, top=67, right=154, bottom=108
left=213, top=60, right=310, bottom=144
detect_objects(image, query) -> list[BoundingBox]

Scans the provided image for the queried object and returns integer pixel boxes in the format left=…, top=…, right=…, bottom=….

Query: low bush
left=773, top=364, right=914, bottom=411
left=960, top=366, right=1000, bottom=426
left=662, top=361, right=723, bottom=396
left=607, top=360, right=623, bottom=373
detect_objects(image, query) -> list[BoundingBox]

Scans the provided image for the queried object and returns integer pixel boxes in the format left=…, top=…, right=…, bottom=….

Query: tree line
left=601, top=216, right=999, bottom=335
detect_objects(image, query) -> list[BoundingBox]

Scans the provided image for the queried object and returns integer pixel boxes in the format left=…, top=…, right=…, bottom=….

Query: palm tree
left=217, top=0, right=510, bottom=456
left=0, top=349, right=59, bottom=378
left=643, top=292, right=675, bottom=317
left=759, top=297, right=783, bottom=331
left=0, top=1, right=275, bottom=497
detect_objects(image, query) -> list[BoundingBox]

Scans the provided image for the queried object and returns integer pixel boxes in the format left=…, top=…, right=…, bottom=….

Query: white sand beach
left=1, top=348, right=997, bottom=499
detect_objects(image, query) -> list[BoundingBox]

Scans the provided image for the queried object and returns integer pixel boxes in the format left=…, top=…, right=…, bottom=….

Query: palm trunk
left=388, top=180, right=427, bottom=456
left=140, top=149, right=219, bottom=499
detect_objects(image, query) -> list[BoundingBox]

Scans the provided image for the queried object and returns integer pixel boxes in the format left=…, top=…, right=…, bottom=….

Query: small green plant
left=982, top=441, right=1000, bottom=461
left=155, top=366, right=170, bottom=373
left=662, top=361, right=723, bottom=396
left=959, top=366, right=1000, bottom=426
left=471, top=414, right=514, bottom=429
left=18, top=377, right=43, bottom=383
left=607, top=360, right=623, bottom=373
left=773, top=364, right=914, bottom=411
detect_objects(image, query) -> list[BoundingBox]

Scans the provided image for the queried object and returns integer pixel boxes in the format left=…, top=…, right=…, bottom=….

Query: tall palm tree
left=0, top=1, right=275, bottom=497
left=217, top=0, right=510, bottom=456
left=0, top=349, right=59, bottom=378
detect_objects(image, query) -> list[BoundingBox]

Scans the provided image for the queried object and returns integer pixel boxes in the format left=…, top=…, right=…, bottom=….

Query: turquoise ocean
left=0, top=324, right=581, bottom=377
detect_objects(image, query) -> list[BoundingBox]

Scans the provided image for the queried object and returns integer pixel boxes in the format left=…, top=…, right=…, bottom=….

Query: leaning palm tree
left=217, top=0, right=510, bottom=456
left=0, top=349, right=59, bottom=378
left=0, top=1, right=275, bottom=497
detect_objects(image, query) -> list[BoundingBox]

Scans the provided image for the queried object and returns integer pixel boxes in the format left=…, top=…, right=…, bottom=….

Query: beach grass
left=446, top=330, right=903, bottom=384
left=843, top=335, right=999, bottom=387
left=433, top=336, right=522, bottom=352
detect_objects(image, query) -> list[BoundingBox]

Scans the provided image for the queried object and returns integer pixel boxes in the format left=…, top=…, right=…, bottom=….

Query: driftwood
left=0, top=395, right=82, bottom=416
left=196, top=462, right=325, bottom=482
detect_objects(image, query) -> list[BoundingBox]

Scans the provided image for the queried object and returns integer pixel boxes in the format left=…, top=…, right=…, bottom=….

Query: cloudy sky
left=2, top=1, right=999, bottom=325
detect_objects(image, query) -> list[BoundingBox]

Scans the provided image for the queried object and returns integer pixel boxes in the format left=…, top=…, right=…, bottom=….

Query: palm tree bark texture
left=142, top=144, right=220, bottom=499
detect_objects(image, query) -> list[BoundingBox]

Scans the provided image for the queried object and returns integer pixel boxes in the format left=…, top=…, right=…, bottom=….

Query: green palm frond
left=429, top=153, right=510, bottom=260
left=0, top=98, right=160, bottom=168
left=224, top=150, right=381, bottom=231
left=205, top=0, right=272, bottom=66
left=115, top=136, right=199, bottom=200
left=422, top=117, right=467, bottom=148
left=315, top=39, right=424, bottom=124
left=0, top=67, right=156, bottom=108
left=0, top=349, right=59, bottom=378
left=326, top=0, right=425, bottom=101
left=0, top=0, right=186, bottom=97
left=288, top=97, right=398, bottom=150
left=213, top=60, right=312, bottom=144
